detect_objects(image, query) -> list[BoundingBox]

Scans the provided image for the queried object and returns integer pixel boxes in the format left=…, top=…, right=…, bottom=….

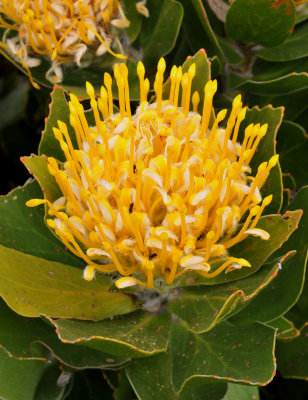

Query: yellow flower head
left=27, top=58, right=278, bottom=290
left=0, top=0, right=145, bottom=86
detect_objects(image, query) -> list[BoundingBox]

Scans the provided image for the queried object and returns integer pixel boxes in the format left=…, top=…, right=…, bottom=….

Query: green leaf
left=22, top=155, right=61, bottom=202
left=163, top=49, right=211, bottom=114
left=123, top=0, right=143, bottom=43
left=229, top=72, right=308, bottom=96
left=226, top=0, right=295, bottom=48
left=0, top=348, right=48, bottom=400
left=230, top=188, right=307, bottom=325
left=32, top=359, right=67, bottom=400
left=285, top=187, right=308, bottom=328
left=217, top=36, right=243, bottom=66
left=0, top=244, right=137, bottom=320
left=252, top=57, right=308, bottom=82
left=276, top=323, right=308, bottom=379
left=180, top=0, right=225, bottom=63
left=237, top=105, right=283, bottom=214
left=169, top=321, right=276, bottom=389
left=258, top=22, right=308, bottom=61
left=265, top=316, right=300, bottom=341
left=140, top=0, right=183, bottom=68
left=127, top=320, right=276, bottom=397
left=224, top=383, right=260, bottom=400
left=245, top=90, right=308, bottom=121
left=0, top=180, right=81, bottom=267
left=38, top=87, right=75, bottom=162
left=126, top=352, right=228, bottom=400
left=0, top=299, right=128, bottom=369
left=52, top=310, right=171, bottom=358
left=167, top=255, right=292, bottom=333
left=0, top=79, right=29, bottom=131
left=277, top=121, right=308, bottom=188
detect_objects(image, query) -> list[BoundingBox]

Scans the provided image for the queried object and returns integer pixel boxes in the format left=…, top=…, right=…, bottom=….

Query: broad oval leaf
left=276, top=323, right=308, bottom=380
left=230, top=188, right=307, bottom=325
left=140, top=0, right=183, bottom=68
left=229, top=72, right=308, bottom=96
left=226, top=0, right=295, bottom=48
left=167, top=253, right=293, bottom=333
left=0, top=299, right=128, bottom=369
left=258, top=23, right=308, bottom=62
left=0, top=180, right=81, bottom=266
left=0, top=349, right=49, bottom=400
left=126, top=352, right=228, bottom=400
left=0, top=244, right=137, bottom=320
left=52, top=310, right=171, bottom=358
left=277, top=121, right=308, bottom=189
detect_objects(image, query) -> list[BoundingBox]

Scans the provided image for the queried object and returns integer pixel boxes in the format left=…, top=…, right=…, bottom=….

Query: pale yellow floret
left=0, top=0, right=148, bottom=85
left=27, top=58, right=277, bottom=289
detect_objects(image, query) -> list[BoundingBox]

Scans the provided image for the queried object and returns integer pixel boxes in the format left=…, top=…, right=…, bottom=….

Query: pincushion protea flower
left=27, top=58, right=278, bottom=290
left=0, top=0, right=147, bottom=86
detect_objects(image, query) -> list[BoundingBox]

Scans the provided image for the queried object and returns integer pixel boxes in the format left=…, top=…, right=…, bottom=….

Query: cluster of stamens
left=0, top=0, right=148, bottom=86
left=27, top=58, right=278, bottom=290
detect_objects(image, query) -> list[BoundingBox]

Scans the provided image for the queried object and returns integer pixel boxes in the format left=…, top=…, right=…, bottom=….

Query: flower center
left=27, top=59, right=277, bottom=290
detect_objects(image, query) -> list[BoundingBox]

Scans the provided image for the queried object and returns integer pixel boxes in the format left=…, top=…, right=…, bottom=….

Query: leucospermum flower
left=27, top=59, right=278, bottom=290
left=0, top=0, right=147, bottom=86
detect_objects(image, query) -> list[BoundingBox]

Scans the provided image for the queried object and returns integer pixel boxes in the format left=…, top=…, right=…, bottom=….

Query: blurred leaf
left=0, top=348, right=48, bottom=400
left=258, top=22, right=308, bottom=61
left=217, top=36, right=243, bottom=65
left=210, top=56, right=222, bottom=78
left=226, top=0, right=295, bottom=48
left=180, top=0, right=225, bottom=63
left=0, top=180, right=81, bottom=266
left=0, top=244, right=137, bottom=320
left=0, top=79, right=28, bottom=131
left=282, top=173, right=296, bottom=191
left=285, top=187, right=308, bottom=328
left=245, top=89, right=308, bottom=121
left=168, top=255, right=290, bottom=333
left=113, top=370, right=136, bottom=400
left=140, top=0, right=183, bottom=68
left=276, top=323, right=308, bottom=379
left=265, top=316, right=300, bottom=341
left=224, top=383, right=260, bottom=400
left=277, top=120, right=308, bottom=188
left=52, top=310, right=171, bottom=358
left=252, top=57, right=308, bottom=81
left=127, top=352, right=228, bottom=400
left=123, top=0, right=143, bottom=43
left=237, top=105, right=283, bottom=214
left=33, top=359, right=67, bottom=400
left=230, top=188, right=307, bottom=325
left=0, top=299, right=128, bottom=369
left=230, top=72, right=308, bottom=96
